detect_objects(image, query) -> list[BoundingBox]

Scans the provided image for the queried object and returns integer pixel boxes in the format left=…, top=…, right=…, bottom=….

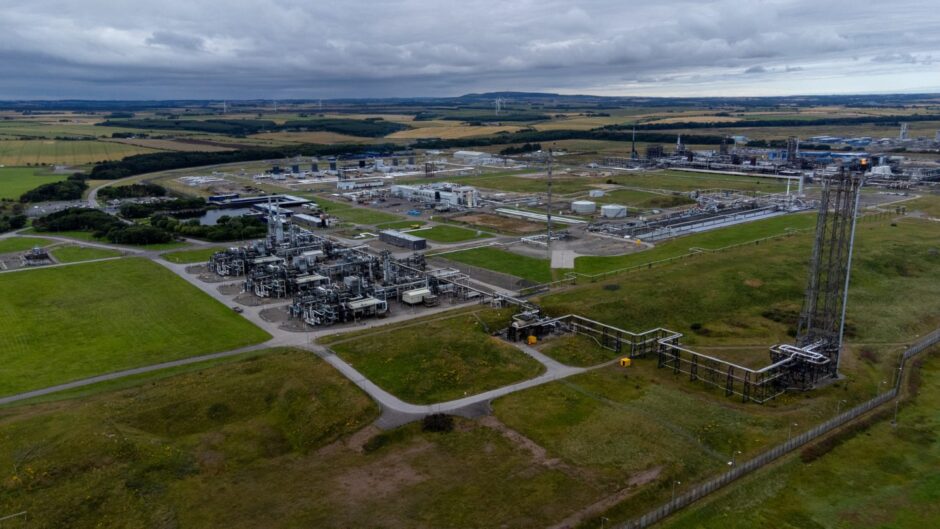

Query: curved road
left=1, top=241, right=607, bottom=428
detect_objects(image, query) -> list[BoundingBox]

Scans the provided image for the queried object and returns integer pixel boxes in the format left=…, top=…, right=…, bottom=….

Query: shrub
left=422, top=413, right=455, bottom=433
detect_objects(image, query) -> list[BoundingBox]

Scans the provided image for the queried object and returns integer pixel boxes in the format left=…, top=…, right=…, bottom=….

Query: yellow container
left=527, top=335, right=538, bottom=345
left=620, top=357, right=632, bottom=367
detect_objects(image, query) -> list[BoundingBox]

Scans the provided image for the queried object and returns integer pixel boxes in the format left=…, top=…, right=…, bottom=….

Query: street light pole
left=788, top=422, right=798, bottom=442
left=672, top=480, right=681, bottom=503
left=837, top=399, right=847, bottom=415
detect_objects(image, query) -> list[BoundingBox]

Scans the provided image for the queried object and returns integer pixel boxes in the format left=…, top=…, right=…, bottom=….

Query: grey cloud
left=0, top=0, right=938, bottom=98
left=146, top=31, right=205, bottom=51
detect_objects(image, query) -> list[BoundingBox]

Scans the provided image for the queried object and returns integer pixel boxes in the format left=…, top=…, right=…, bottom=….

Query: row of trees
left=150, top=214, right=267, bottom=242
left=119, top=197, right=207, bottom=219
left=89, top=143, right=398, bottom=180
left=97, top=183, right=167, bottom=200
left=98, top=117, right=409, bottom=137
left=19, top=174, right=88, bottom=203
left=32, top=208, right=173, bottom=245
left=602, top=112, right=940, bottom=132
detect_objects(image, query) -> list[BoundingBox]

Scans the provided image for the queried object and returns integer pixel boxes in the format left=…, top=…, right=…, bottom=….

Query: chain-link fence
left=619, top=327, right=940, bottom=529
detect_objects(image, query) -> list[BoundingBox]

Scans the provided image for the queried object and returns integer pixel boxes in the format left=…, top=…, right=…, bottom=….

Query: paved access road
left=0, top=232, right=609, bottom=428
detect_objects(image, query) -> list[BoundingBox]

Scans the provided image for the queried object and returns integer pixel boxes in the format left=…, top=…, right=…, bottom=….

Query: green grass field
left=0, top=167, right=66, bottom=199
left=49, top=245, right=122, bottom=263
left=313, top=195, right=404, bottom=225
left=544, top=218, right=940, bottom=349
left=412, top=224, right=492, bottom=243
left=441, top=246, right=553, bottom=283
left=537, top=334, right=621, bottom=367
left=574, top=212, right=817, bottom=275
left=375, top=219, right=426, bottom=230
left=162, top=247, right=221, bottom=264
left=329, top=310, right=544, bottom=403
left=0, top=139, right=158, bottom=166
left=0, top=349, right=381, bottom=528
left=611, top=170, right=789, bottom=193
left=0, top=258, right=270, bottom=395
left=906, top=194, right=940, bottom=217
left=588, top=188, right=696, bottom=210
left=0, top=237, right=51, bottom=254
left=660, top=352, right=940, bottom=529
left=26, top=228, right=189, bottom=250
left=0, top=346, right=601, bottom=528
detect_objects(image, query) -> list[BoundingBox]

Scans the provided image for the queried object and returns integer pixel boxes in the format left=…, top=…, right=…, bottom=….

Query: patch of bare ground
left=330, top=441, right=432, bottom=504
left=234, top=292, right=284, bottom=306
left=217, top=282, right=242, bottom=295
left=477, top=415, right=593, bottom=481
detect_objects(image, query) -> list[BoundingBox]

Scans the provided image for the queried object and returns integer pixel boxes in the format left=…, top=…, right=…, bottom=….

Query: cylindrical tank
left=571, top=200, right=597, bottom=214
left=601, top=204, right=628, bottom=218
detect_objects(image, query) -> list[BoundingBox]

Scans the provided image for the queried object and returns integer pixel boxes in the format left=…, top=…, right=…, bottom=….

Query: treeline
left=499, top=142, right=542, bottom=155
left=603, top=113, right=940, bottom=132
left=97, top=183, right=167, bottom=200
left=119, top=197, right=207, bottom=219
left=280, top=118, right=408, bottom=137
left=413, top=129, right=725, bottom=150
left=0, top=213, right=27, bottom=234
left=99, top=118, right=276, bottom=135
left=98, top=117, right=409, bottom=137
left=89, top=143, right=399, bottom=180
left=19, top=174, right=88, bottom=203
left=32, top=208, right=173, bottom=245
left=151, top=214, right=267, bottom=242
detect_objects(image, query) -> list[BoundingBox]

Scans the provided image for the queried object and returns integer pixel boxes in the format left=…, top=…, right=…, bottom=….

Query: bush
left=98, top=183, right=166, bottom=200
left=19, top=179, right=88, bottom=203
left=422, top=413, right=455, bottom=433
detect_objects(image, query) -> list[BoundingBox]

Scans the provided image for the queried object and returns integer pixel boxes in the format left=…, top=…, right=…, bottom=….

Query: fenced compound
left=618, top=327, right=940, bottom=529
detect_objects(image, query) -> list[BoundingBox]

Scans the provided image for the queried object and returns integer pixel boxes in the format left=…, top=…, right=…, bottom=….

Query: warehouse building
left=379, top=229, right=427, bottom=250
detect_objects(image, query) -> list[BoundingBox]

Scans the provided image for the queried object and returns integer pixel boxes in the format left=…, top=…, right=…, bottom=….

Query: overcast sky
left=2, top=0, right=939, bottom=100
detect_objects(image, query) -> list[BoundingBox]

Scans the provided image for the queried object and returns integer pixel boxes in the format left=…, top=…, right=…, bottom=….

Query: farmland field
left=0, top=258, right=271, bottom=395
left=0, top=167, right=67, bottom=199
left=0, top=140, right=159, bottom=166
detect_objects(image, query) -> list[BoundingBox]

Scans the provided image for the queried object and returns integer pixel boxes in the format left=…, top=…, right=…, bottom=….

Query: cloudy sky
left=2, top=0, right=939, bottom=100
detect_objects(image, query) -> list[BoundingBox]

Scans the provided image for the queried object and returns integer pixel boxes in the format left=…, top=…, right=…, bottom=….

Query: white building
left=391, top=182, right=479, bottom=207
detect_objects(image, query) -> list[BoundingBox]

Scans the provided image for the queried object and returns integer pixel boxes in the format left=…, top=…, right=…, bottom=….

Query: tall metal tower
left=795, top=168, right=863, bottom=375
left=546, top=148, right=554, bottom=256
left=630, top=124, right=638, bottom=160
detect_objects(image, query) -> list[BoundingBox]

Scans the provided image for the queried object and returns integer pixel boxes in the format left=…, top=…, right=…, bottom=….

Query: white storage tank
left=571, top=200, right=597, bottom=214
left=601, top=204, right=628, bottom=218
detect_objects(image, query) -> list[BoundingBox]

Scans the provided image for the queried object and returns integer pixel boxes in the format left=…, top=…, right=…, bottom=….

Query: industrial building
left=379, top=229, right=427, bottom=250
left=208, top=213, right=489, bottom=328
left=391, top=183, right=479, bottom=208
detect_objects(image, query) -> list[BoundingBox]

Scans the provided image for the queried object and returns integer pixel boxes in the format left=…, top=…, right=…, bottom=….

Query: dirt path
left=547, top=466, right=663, bottom=529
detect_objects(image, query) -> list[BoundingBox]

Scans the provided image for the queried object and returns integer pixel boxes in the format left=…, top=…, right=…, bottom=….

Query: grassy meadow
left=328, top=309, right=544, bottom=403
left=0, top=258, right=270, bottom=395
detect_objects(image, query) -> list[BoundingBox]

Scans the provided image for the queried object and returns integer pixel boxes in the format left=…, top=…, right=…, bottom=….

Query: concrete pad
left=550, top=249, right=576, bottom=269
